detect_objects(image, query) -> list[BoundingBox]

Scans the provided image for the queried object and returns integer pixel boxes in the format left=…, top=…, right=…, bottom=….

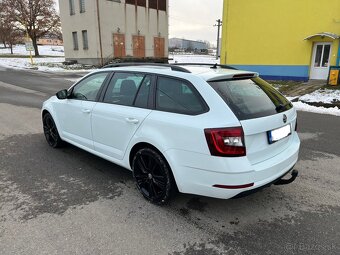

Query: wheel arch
left=128, top=142, right=179, bottom=191
left=129, top=142, right=163, bottom=168
left=41, top=106, right=63, bottom=140
left=42, top=109, right=50, bottom=119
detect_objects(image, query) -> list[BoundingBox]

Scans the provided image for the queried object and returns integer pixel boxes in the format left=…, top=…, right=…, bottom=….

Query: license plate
left=267, top=124, right=291, bottom=144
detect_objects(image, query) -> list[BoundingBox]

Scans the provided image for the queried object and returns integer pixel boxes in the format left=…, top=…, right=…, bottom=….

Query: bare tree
left=0, top=1, right=22, bottom=53
left=0, top=1, right=7, bottom=47
left=2, top=0, right=60, bottom=56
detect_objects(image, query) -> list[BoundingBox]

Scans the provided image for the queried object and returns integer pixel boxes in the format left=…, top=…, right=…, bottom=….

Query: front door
left=154, top=37, right=165, bottom=58
left=113, top=34, right=126, bottom=58
left=310, top=42, right=332, bottom=80
left=133, top=35, right=145, bottom=58
left=54, top=72, right=110, bottom=149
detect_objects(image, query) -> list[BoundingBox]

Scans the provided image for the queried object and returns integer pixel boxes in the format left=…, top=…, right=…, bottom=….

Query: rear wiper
left=276, top=102, right=291, bottom=112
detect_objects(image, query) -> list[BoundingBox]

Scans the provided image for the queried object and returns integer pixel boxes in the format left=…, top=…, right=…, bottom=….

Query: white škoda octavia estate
left=42, top=63, right=300, bottom=204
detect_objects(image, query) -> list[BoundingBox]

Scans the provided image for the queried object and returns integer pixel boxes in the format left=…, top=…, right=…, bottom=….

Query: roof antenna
left=211, top=63, right=218, bottom=69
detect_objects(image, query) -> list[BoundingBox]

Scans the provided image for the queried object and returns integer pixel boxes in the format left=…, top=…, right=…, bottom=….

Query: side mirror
left=56, top=89, right=68, bottom=100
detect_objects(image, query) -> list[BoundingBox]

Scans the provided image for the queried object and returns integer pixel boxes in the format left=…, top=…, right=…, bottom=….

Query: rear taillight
left=204, top=127, right=246, bottom=157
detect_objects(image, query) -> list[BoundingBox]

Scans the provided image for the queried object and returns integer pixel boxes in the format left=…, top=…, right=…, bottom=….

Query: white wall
left=59, top=0, right=100, bottom=62
left=59, top=0, right=169, bottom=64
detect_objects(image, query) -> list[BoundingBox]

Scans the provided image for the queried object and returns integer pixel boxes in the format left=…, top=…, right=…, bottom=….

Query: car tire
left=132, top=148, right=176, bottom=205
left=43, top=113, right=64, bottom=148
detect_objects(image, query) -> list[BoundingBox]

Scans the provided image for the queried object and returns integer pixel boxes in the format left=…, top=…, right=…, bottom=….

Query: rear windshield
left=208, top=77, right=292, bottom=120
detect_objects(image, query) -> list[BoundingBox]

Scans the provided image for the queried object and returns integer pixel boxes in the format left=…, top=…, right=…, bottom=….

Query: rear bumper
left=164, top=132, right=300, bottom=199
left=232, top=167, right=298, bottom=199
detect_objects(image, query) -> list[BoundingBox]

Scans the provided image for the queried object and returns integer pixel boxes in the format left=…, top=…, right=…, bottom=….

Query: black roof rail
left=172, top=63, right=238, bottom=70
left=102, top=62, right=191, bottom=73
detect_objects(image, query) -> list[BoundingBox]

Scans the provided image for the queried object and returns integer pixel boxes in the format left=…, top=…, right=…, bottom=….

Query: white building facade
left=59, top=0, right=169, bottom=65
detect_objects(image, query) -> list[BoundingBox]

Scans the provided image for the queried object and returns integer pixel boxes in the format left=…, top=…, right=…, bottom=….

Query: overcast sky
left=169, top=0, right=223, bottom=44
left=55, top=0, right=223, bottom=45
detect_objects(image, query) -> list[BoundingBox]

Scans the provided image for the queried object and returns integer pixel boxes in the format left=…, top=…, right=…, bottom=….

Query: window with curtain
left=79, top=0, right=85, bottom=13
left=82, top=30, right=88, bottom=50
left=69, top=0, right=75, bottom=15
left=72, top=32, right=78, bottom=50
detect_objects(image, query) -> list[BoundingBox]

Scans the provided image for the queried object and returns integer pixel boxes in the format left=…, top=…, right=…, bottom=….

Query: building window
left=149, top=0, right=166, bottom=11
left=158, top=0, right=166, bottom=11
left=126, top=0, right=146, bottom=6
left=149, top=0, right=157, bottom=9
left=79, top=0, right=85, bottom=13
left=137, top=0, right=146, bottom=6
left=82, top=30, right=89, bottom=50
left=69, top=0, right=75, bottom=15
left=72, top=32, right=79, bottom=50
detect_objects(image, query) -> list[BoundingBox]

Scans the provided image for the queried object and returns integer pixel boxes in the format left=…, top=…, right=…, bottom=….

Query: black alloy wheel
left=132, top=148, right=176, bottom=205
left=43, top=113, right=63, bottom=148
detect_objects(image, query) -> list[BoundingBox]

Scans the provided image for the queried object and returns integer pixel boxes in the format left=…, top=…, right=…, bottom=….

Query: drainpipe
left=96, top=0, right=104, bottom=66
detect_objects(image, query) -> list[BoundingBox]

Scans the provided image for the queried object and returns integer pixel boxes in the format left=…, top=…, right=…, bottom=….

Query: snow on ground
left=287, top=96, right=340, bottom=116
left=0, top=57, right=96, bottom=72
left=299, top=89, right=340, bottom=103
left=169, top=54, right=220, bottom=64
left=292, top=101, right=340, bottom=116
left=0, top=44, right=64, bottom=56
left=0, top=57, right=63, bottom=71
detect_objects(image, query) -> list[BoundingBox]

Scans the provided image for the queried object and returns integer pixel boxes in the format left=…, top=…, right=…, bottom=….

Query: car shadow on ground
left=1, top=133, right=339, bottom=255
left=0, top=132, right=307, bottom=221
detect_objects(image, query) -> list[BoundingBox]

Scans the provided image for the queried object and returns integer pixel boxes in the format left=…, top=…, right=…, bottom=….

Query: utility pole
left=96, top=0, right=103, bottom=66
left=214, top=19, right=222, bottom=60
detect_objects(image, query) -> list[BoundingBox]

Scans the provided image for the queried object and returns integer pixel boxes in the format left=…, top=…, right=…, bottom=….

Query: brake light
left=204, top=127, right=246, bottom=157
left=232, top=73, right=256, bottom=79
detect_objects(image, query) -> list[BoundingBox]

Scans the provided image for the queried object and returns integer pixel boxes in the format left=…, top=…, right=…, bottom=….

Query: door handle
left=125, top=118, right=139, bottom=124
left=82, top=109, right=91, bottom=114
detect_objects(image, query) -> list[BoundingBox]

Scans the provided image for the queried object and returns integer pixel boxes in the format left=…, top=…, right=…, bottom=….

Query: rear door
left=209, top=77, right=296, bottom=164
left=91, top=72, right=153, bottom=160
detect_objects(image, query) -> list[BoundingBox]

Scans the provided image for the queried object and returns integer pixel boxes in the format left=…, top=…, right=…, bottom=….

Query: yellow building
left=221, top=0, right=340, bottom=81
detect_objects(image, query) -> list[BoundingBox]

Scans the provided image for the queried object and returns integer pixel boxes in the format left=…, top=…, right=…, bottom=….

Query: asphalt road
left=0, top=66, right=339, bottom=255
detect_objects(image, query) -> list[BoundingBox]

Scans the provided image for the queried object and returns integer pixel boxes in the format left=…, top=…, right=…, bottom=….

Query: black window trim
left=67, top=71, right=113, bottom=102
left=98, top=71, right=156, bottom=110
left=154, top=74, right=210, bottom=116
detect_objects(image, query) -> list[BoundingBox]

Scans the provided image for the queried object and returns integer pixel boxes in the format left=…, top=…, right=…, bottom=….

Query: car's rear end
left=166, top=67, right=300, bottom=199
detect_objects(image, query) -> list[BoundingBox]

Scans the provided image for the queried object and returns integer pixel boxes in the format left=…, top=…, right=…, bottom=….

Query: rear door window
left=208, top=77, right=292, bottom=120
left=103, top=72, right=145, bottom=106
left=156, top=76, right=207, bottom=115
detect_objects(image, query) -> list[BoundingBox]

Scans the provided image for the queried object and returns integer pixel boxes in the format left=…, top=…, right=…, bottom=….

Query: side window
left=134, top=75, right=152, bottom=108
left=156, top=77, right=205, bottom=114
left=103, top=72, right=144, bottom=106
left=71, top=72, right=109, bottom=101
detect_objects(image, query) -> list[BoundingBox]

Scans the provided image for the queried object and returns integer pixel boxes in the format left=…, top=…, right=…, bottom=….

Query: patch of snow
left=299, top=89, right=340, bottom=103
left=0, top=44, right=64, bottom=56
left=293, top=101, right=340, bottom=116
left=0, top=57, right=96, bottom=73
left=0, top=57, right=64, bottom=70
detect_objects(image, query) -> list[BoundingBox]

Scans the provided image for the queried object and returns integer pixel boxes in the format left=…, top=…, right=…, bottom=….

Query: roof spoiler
left=207, top=72, right=259, bottom=82
left=172, top=63, right=238, bottom=70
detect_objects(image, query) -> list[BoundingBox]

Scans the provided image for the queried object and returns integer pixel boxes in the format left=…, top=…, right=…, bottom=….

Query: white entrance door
left=310, top=42, right=332, bottom=80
